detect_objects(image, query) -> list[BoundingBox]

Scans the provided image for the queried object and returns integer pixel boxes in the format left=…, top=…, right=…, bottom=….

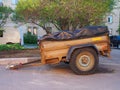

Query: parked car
left=110, top=35, right=120, bottom=48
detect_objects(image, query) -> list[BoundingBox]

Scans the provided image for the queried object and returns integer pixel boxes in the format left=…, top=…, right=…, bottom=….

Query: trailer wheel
left=70, top=48, right=98, bottom=75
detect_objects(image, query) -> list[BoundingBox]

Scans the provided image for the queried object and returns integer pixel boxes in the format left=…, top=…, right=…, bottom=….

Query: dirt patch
left=0, top=49, right=40, bottom=58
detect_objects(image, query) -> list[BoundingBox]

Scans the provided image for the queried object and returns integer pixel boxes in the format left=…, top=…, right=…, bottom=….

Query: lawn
left=0, top=43, right=25, bottom=51
left=0, top=44, right=40, bottom=58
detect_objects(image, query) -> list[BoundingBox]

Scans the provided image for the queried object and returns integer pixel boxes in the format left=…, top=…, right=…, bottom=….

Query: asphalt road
left=0, top=49, right=120, bottom=90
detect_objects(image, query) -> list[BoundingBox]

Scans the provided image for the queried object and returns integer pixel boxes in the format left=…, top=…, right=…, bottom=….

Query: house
left=0, top=0, right=58, bottom=45
left=105, top=0, right=120, bottom=35
left=0, top=0, right=120, bottom=44
left=0, top=0, right=19, bottom=44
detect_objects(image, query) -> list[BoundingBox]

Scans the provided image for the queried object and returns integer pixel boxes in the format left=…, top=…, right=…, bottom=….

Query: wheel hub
left=79, top=55, right=90, bottom=67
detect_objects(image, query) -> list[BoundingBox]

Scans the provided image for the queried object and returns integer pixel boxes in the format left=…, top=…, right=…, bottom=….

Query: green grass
left=0, top=43, right=25, bottom=51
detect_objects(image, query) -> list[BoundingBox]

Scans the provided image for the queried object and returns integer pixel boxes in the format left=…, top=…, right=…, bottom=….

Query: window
left=108, top=15, right=113, bottom=23
left=28, top=27, right=32, bottom=33
left=109, top=28, right=113, bottom=35
left=0, top=30, right=3, bottom=37
left=12, top=0, right=18, bottom=5
left=33, top=27, right=37, bottom=35
left=46, top=27, right=52, bottom=34
left=27, top=26, right=38, bottom=35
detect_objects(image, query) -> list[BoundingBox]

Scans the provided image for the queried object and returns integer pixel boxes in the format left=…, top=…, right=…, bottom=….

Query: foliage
left=0, top=43, right=24, bottom=51
left=11, top=12, right=24, bottom=23
left=16, top=0, right=115, bottom=31
left=0, top=6, right=13, bottom=27
left=0, top=6, right=12, bottom=35
left=24, top=32, right=37, bottom=44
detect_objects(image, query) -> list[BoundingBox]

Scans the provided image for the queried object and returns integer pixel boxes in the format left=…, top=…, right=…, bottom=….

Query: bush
left=0, top=43, right=25, bottom=51
left=24, top=32, right=37, bottom=44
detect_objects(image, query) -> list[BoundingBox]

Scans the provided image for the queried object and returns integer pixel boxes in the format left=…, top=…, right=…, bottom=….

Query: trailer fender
left=66, top=44, right=99, bottom=62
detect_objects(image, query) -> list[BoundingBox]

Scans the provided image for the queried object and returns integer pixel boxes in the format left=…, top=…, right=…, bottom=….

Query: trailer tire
left=70, top=48, right=98, bottom=75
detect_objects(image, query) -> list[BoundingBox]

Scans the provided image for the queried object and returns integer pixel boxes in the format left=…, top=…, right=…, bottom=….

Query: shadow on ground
left=96, top=66, right=114, bottom=74
left=16, top=63, right=115, bottom=75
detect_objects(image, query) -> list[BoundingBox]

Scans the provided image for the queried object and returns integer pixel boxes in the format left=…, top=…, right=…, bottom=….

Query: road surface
left=0, top=49, right=120, bottom=90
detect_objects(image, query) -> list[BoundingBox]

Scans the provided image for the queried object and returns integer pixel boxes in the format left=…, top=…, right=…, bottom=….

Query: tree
left=15, top=0, right=114, bottom=32
left=0, top=5, right=12, bottom=35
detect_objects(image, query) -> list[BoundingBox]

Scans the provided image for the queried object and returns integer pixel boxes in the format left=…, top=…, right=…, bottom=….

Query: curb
left=0, top=57, right=40, bottom=65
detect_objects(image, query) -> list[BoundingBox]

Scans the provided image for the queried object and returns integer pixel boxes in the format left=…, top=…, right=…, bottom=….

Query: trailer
left=8, top=26, right=111, bottom=75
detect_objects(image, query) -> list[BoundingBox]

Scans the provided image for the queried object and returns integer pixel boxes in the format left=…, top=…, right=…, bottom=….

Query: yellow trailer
left=39, top=34, right=110, bottom=75
left=8, top=26, right=111, bottom=75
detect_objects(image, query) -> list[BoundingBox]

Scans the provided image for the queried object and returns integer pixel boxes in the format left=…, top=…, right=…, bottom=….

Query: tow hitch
left=6, top=59, right=43, bottom=70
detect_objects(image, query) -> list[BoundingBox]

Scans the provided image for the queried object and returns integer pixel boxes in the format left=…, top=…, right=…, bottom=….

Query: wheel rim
left=76, top=51, right=95, bottom=71
left=79, top=55, right=90, bottom=67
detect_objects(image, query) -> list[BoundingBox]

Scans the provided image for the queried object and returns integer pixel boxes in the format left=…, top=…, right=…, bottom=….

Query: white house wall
left=19, top=23, right=47, bottom=37
left=45, top=23, right=60, bottom=33
left=106, top=1, right=120, bottom=35
left=0, top=26, right=20, bottom=44
left=37, top=27, right=47, bottom=38
left=106, top=8, right=120, bottom=35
